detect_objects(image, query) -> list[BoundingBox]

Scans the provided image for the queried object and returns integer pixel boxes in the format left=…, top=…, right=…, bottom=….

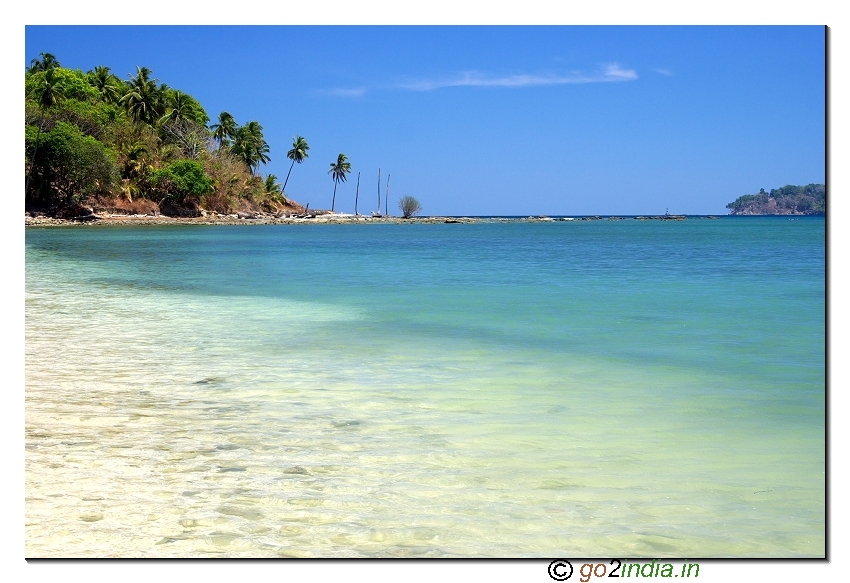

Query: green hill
left=25, top=53, right=302, bottom=218
left=726, top=184, right=825, bottom=215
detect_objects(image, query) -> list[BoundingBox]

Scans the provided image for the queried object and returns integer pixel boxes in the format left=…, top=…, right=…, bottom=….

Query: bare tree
left=398, top=196, right=422, bottom=218
left=160, top=118, right=211, bottom=160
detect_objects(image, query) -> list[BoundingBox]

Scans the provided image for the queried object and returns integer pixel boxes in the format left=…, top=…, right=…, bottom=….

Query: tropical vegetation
left=283, top=136, right=310, bottom=196
left=328, top=153, right=351, bottom=213
left=726, top=184, right=825, bottom=215
left=24, top=52, right=304, bottom=216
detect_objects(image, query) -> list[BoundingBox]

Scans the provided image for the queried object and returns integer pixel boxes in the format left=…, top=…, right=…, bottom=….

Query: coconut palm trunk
left=282, top=159, right=296, bottom=192
left=332, top=181, right=338, bottom=212
left=385, top=174, right=390, bottom=216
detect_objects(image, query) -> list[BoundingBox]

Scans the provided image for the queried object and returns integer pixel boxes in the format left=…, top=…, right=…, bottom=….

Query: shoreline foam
left=24, top=212, right=702, bottom=227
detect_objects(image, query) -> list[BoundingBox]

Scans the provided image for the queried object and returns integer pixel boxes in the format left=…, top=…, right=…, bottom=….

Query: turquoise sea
left=25, top=217, right=825, bottom=557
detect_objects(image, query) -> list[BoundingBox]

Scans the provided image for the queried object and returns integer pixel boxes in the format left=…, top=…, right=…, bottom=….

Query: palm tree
left=210, top=112, right=237, bottom=149
left=88, top=65, right=121, bottom=103
left=328, top=153, right=352, bottom=212
left=231, top=126, right=250, bottom=167
left=232, top=121, right=270, bottom=174
left=247, top=121, right=271, bottom=172
left=158, top=90, right=200, bottom=126
left=120, top=142, right=150, bottom=181
left=118, top=141, right=151, bottom=202
left=282, top=136, right=309, bottom=193
left=28, top=52, right=60, bottom=74
left=264, top=174, right=286, bottom=203
left=27, top=67, right=64, bottom=111
left=26, top=67, right=65, bottom=197
left=120, top=66, right=161, bottom=126
left=125, top=65, right=155, bottom=89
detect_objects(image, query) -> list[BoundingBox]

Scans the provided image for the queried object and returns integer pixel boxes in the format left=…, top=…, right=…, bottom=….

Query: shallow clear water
left=25, top=217, right=825, bottom=557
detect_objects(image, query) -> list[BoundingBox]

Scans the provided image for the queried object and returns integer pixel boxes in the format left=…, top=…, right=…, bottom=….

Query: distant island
left=726, top=184, right=825, bottom=215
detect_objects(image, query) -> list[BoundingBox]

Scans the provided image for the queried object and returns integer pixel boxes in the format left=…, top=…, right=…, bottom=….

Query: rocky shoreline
left=25, top=211, right=706, bottom=227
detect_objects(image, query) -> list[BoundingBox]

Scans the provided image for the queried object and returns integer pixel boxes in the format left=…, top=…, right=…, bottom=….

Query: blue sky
left=25, top=25, right=825, bottom=215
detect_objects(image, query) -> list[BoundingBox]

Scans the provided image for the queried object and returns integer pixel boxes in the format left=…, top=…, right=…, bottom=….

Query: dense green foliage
left=27, top=68, right=100, bottom=103
left=726, top=184, right=825, bottom=215
left=24, top=55, right=293, bottom=215
left=152, top=160, right=212, bottom=203
left=26, top=121, right=117, bottom=206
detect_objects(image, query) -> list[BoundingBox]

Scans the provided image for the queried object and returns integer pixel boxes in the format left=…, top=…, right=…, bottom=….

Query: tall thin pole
left=377, top=168, right=381, bottom=214
left=354, top=172, right=360, bottom=215
left=385, top=174, right=390, bottom=216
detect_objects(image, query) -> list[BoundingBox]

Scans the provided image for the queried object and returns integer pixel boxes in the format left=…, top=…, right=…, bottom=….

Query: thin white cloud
left=398, top=64, right=638, bottom=91
left=318, top=87, right=368, bottom=97
left=653, top=68, right=674, bottom=76
left=603, top=64, right=639, bottom=80
left=318, top=64, right=637, bottom=96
